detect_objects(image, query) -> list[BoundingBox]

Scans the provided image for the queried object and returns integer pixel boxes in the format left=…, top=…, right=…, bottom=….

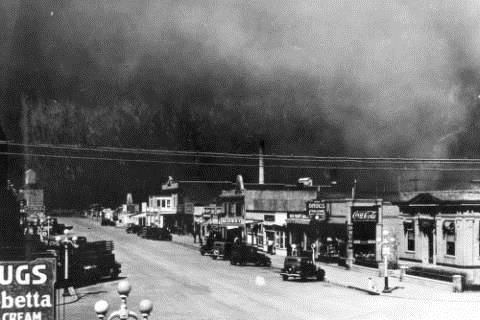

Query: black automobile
left=140, top=226, right=172, bottom=241
left=211, top=241, right=233, bottom=260
left=200, top=241, right=215, bottom=256
left=280, top=256, right=325, bottom=281
left=126, top=223, right=142, bottom=234
left=101, top=218, right=116, bottom=226
left=230, top=245, right=271, bottom=266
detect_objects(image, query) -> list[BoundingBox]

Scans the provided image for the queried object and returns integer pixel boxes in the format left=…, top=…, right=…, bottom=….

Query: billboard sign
left=0, top=258, right=56, bottom=320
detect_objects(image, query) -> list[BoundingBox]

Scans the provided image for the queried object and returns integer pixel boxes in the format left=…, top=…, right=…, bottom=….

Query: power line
left=5, top=151, right=480, bottom=171
left=8, top=141, right=480, bottom=165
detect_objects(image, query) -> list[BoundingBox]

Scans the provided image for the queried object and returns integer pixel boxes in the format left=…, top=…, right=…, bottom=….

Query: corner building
left=395, top=191, right=480, bottom=285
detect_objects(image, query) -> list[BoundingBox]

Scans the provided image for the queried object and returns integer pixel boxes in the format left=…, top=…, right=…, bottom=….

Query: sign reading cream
left=0, top=258, right=56, bottom=320
left=351, top=207, right=378, bottom=222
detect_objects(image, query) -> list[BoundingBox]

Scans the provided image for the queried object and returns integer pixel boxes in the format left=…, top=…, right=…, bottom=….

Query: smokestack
left=259, top=140, right=265, bottom=185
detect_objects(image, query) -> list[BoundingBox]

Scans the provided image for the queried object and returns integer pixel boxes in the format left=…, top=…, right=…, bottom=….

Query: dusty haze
left=1, top=0, right=480, bottom=207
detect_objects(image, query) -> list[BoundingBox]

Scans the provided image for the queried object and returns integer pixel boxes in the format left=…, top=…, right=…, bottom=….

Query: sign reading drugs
left=306, top=200, right=325, bottom=218
left=0, top=258, right=56, bottom=320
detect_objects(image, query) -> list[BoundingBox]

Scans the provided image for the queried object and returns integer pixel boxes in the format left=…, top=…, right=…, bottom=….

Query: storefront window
left=275, top=231, right=285, bottom=249
left=407, top=229, right=415, bottom=251
left=446, top=234, right=455, bottom=256
left=257, top=233, right=263, bottom=246
left=235, top=203, right=242, bottom=217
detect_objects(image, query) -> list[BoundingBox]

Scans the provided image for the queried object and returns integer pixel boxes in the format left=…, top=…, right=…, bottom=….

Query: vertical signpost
left=0, top=258, right=56, bottom=320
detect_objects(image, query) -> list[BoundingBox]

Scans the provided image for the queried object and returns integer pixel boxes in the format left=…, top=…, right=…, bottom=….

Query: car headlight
left=83, top=265, right=97, bottom=270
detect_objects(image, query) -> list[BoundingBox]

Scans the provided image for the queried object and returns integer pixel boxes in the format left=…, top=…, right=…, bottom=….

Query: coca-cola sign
left=351, top=207, right=378, bottom=222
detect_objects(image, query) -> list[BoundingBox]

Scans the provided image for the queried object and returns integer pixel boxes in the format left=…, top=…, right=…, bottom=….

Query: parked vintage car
left=200, top=242, right=214, bottom=256
left=211, top=241, right=233, bottom=260
left=280, top=255, right=325, bottom=281
left=230, top=244, right=271, bottom=266
left=140, top=226, right=172, bottom=241
left=126, top=223, right=142, bottom=234
left=101, top=218, right=116, bottom=226
left=46, top=218, right=73, bottom=235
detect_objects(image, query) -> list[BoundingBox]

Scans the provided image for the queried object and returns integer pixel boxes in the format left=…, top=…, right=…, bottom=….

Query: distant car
left=211, top=241, right=233, bottom=260
left=101, top=218, right=116, bottom=226
left=140, top=226, right=172, bottom=241
left=230, top=245, right=271, bottom=266
left=280, top=256, right=325, bottom=281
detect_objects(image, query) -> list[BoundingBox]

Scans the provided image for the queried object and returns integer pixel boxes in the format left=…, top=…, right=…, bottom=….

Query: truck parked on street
left=55, top=238, right=121, bottom=286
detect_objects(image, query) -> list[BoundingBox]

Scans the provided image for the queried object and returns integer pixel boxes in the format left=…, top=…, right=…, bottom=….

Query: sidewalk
left=171, top=234, right=480, bottom=302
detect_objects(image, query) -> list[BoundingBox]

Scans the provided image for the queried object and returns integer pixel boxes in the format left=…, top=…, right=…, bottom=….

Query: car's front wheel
left=316, top=269, right=325, bottom=281
left=110, top=267, right=119, bottom=280
left=282, top=275, right=288, bottom=281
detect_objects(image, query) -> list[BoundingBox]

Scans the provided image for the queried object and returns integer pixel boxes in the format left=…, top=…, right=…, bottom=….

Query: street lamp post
left=46, top=216, right=51, bottom=244
left=55, top=229, right=78, bottom=292
left=378, top=229, right=394, bottom=293
left=94, top=280, right=153, bottom=320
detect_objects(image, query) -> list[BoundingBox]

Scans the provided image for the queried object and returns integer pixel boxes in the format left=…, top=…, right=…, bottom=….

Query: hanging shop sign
left=351, top=207, right=378, bottom=223
left=306, top=200, right=326, bottom=218
left=0, top=258, right=56, bottom=320
left=184, top=202, right=194, bottom=215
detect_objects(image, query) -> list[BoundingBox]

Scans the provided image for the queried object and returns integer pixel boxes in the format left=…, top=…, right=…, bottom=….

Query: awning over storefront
left=442, top=220, right=455, bottom=234
left=263, top=224, right=286, bottom=231
left=419, top=218, right=435, bottom=233
left=403, top=219, right=414, bottom=231
left=306, top=219, right=346, bottom=239
left=286, top=218, right=310, bottom=225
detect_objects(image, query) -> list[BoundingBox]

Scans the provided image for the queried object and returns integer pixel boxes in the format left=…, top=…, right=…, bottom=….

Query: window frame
left=446, top=233, right=455, bottom=256
left=406, top=228, right=415, bottom=252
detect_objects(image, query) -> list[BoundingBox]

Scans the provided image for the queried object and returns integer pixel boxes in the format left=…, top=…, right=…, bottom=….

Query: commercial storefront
left=311, top=198, right=398, bottom=268
left=219, top=175, right=318, bottom=256
left=395, top=191, right=480, bottom=285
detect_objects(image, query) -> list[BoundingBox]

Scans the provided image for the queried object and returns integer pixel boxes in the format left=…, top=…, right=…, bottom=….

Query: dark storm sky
left=2, top=1, right=480, bottom=205
left=2, top=0, right=479, bottom=155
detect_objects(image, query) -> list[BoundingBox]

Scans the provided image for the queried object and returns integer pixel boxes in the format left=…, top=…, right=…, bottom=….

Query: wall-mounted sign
left=220, top=217, right=245, bottom=224
left=351, top=207, right=378, bottom=222
left=264, top=215, right=275, bottom=222
left=184, top=202, right=194, bottom=215
left=0, top=258, right=56, bottom=320
left=306, top=200, right=325, bottom=218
